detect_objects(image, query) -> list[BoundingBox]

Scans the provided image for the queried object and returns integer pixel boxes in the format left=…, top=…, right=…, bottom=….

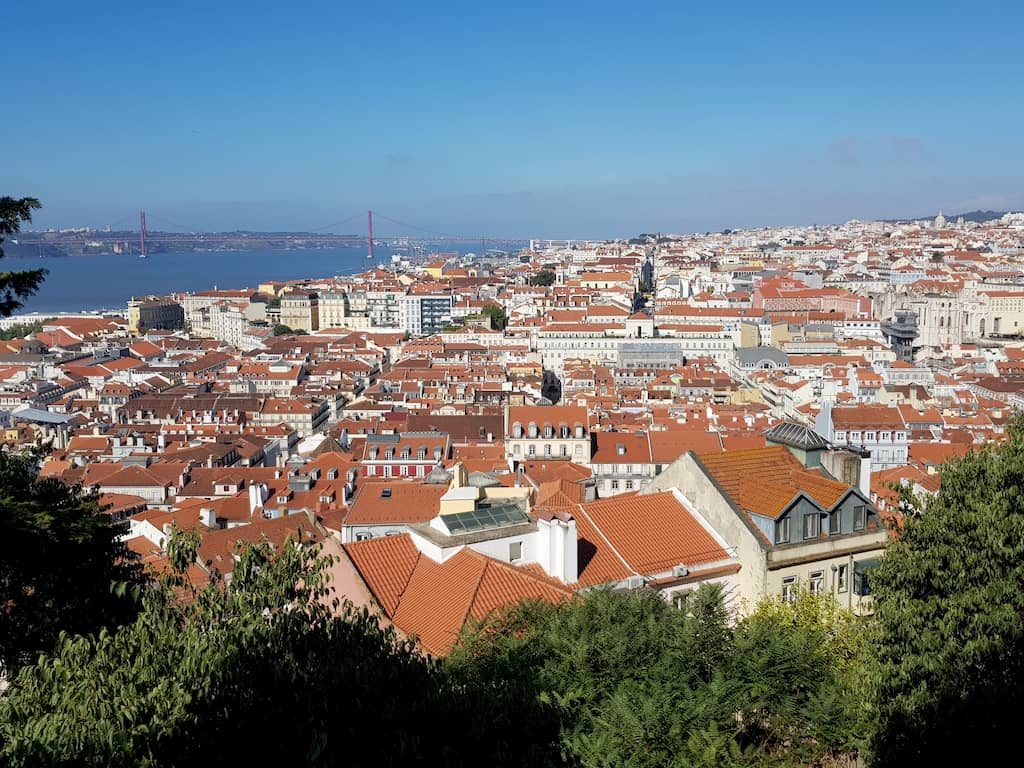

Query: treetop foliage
left=0, top=196, right=47, bottom=317
left=0, top=451, right=144, bottom=676
left=869, top=417, right=1024, bottom=765
left=528, top=269, right=556, bottom=287
left=449, top=586, right=867, bottom=767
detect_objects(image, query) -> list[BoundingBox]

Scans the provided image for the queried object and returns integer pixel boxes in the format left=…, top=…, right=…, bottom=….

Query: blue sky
left=3, top=0, right=1022, bottom=238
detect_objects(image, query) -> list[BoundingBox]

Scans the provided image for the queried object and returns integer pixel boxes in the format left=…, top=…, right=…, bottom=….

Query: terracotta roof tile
left=574, top=491, right=730, bottom=584
left=345, top=534, right=421, bottom=614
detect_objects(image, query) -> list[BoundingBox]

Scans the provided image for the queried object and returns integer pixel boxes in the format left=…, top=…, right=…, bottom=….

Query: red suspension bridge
left=81, top=209, right=527, bottom=263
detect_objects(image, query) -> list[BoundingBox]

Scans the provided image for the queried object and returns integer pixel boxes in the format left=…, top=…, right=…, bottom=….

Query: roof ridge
left=389, top=548, right=420, bottom=615
left=457, top=549, right=491, bottom=634
left=573, top=502, right=638, bottom=579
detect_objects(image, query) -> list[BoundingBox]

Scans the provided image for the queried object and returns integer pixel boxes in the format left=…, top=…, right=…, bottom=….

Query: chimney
left=858, top=452, right=872, bottom=498
left=200, top=507, right=217, bottom=528
left=538, top=515, right=578, bottom=584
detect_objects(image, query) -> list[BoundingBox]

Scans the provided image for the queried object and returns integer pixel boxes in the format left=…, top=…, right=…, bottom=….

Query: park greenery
left=4, top=400, right=1024, bottom=763
left=0, top=321, right=44, bottom=340
left=529, top=268, right=557, bottom=286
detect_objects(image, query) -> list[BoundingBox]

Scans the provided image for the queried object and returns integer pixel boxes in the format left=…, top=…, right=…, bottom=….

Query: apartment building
left=127, top=298, right=184, bottom=333
left=645, top=426, right=886, bottom=615
left=398, top=293, right=455, bottom=336
left=505, top=404, right=592, bottom=465
left=279, top=290, right=320, bottom=332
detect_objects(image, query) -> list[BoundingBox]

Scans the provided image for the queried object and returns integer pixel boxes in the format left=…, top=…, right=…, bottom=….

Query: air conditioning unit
left=672, top=564, right=690, bottom=578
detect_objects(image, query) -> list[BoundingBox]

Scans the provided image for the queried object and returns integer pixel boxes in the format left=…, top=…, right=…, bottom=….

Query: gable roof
left=697, top=446, right=854, bottom=521
left=344, top=535, right=571, bottom=654
left=572, top=491, right=731, bottom=586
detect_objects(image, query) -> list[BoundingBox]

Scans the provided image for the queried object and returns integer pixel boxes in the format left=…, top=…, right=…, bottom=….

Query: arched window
left=528, top=422, right=538, bottom=438
left=512, top=422, right=523, bottom=439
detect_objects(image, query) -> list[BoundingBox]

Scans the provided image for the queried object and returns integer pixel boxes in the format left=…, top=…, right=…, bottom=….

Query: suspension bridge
left=49, top=209, right=526, bottom=263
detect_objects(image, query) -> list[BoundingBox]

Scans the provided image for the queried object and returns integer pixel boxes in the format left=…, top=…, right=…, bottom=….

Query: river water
left=4, top=246, right=457, bottom=315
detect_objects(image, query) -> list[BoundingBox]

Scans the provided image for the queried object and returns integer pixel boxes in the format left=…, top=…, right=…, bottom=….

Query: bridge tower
left=367, top=210, right=375, bottom=264
left=139, top=211, right=148, bottom=257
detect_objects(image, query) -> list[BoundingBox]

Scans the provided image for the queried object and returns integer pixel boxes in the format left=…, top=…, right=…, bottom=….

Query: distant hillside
left=881, top=210, right=1010, bottom=224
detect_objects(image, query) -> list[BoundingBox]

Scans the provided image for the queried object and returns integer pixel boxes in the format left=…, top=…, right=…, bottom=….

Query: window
left=673, top=591, right=694, bottom=612
left=809, top=571, right=824, bottom=595
left=544, top=444, right=552, bottom=457
left=625, top=480, right=634, bottom=490
left=508, top=541, right=522, bottom=562
left=528, top=445, right=536, bottom=457
left=355, top=532, right=372, bottom=542
left=611, top=480, right=620, bottom=491
left=775, top=517, right=791, bottom=544
left=837, top=564, right=848, bottom=593
left=781, top=576, right=797, bottom=603
left=803, top=513, right=820, bottom=540
left=829, top=509, right=840, bottom=535
left=853, top=505, right=866, bottom=531
left=561, top=444, right=568, bottom=457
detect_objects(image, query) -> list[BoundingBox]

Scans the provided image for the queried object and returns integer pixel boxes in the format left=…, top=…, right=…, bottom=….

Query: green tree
left=272, top=323, right=295, bottom=336
left=0, top=321, right=43, bottom=340
left=869, top=422, right=1024, bottom=766
left=528, top=269, right=556, bottom=287
left=449, top=586, right=864, bottom=768
left=0, top=196, right=47, bottom=317
left=480, top=303, right=507, bottom=330
left=0, top=532, right=558, bottom=767
left=0, top=452, right=145, bottom=676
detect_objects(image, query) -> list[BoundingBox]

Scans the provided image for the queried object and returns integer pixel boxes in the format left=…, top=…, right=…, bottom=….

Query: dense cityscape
left=4, top=1, right=1024, bottom=765
left=0, top=209, right=1019, bottom=622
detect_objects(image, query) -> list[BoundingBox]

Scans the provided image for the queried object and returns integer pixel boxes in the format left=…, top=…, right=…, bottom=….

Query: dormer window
left=433, top=447, right=442, bottom=461
left=803, top=513, right=821, bottom=540
left=853, top=505, right=867, bottom=531
left=775, top=517, right=790, bottom=544
left=528, top=422, right=538, bottom=438
left=543, top=424, right=553, bottom=438
left=512, top=423, right=523, bottom=439
left=417, top=447, right=426, bottom=460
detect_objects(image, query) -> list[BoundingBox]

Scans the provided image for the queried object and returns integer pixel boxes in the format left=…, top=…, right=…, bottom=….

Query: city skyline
left=4, top=1, right=1023, bottom=237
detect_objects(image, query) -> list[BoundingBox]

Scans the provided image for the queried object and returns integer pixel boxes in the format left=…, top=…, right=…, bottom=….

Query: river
left=3, top=246, right=480, bottom=315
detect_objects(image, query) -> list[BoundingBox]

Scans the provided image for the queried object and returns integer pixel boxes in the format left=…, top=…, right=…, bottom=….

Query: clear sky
left=3, top=0, right=1022, bottom=238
